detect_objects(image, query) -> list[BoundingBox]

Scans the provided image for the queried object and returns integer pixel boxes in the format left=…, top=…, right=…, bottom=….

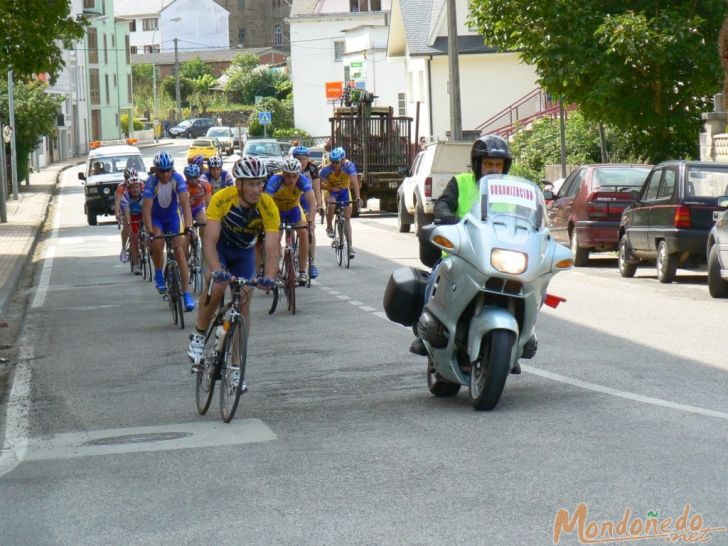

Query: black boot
left=409, top=337, right=427, bottom=356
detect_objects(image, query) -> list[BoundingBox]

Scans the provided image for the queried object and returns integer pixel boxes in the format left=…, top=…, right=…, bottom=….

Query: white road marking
left=360, top=306, right=376, bottom=312
left=328, top=290, right=341, bottom=296
left=524, top=366, right=728, bottom=422
left=30, top=245, right=56, bottom=309
left=373, top=311, right=389, bottom=321
left=348, top=300, right=363, bottom=306
left=336, top=294, right=350, bottom=300
left=25, top=419, right=276, bottom=461
left=0, top=332, right=34, bottom=477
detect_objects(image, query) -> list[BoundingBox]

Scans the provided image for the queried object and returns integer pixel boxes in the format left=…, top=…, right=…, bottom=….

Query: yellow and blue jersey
left=319, top=160, right=356, bottom=190
left=207, top=186, right=280, bottom=250
left=265, top=174, right=312, bottom=211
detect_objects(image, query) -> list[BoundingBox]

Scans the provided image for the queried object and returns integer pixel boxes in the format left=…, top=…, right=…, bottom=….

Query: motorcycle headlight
left=491, top=248, right=528, bottom=275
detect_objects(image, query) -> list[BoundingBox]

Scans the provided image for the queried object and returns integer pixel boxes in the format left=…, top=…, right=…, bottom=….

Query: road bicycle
left=159, top=232, right=185, bottom=329
left=194, top=276, right=279, bottom=422
left=280, top=221, right=300, bottom=314
left=188, top=221, right=206, bottom=293
left=139, top=225, right=153, bottom=282
left=330, top=200, right=354, bottom=268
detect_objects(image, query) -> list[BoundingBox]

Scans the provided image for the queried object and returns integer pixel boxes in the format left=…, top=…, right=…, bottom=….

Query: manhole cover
left=84, top=432, right=192, bottom=446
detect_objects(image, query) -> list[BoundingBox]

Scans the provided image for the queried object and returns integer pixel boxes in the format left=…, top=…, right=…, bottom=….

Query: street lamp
left=152, top=17, right=181, bottom=141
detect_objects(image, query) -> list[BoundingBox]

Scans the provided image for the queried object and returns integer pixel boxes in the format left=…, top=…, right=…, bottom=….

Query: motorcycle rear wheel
left=469, top=330, right=514, bottom=411
left=427, top=358, right=461, bottom=397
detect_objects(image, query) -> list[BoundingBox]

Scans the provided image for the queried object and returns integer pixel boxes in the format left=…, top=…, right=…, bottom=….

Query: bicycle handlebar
left=205, top=275, right=281, bottom=314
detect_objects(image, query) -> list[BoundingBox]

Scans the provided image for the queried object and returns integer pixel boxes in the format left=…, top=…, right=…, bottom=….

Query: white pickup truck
left=397, top=141, right=472, bottom=233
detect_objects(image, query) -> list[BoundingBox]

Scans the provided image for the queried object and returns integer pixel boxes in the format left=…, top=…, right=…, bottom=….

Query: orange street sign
left=325, top=81, right=343, bottom=100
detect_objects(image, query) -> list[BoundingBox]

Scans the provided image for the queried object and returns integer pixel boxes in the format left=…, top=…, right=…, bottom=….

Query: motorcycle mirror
left=551, top=241, right=574, bottom=272
left=542, top=190, right=554, bottom=201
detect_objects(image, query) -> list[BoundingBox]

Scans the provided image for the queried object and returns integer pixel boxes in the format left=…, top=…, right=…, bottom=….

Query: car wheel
left=707, top=245, right=728, bottom=298
left=656, top=240, right=677, bottom=283
left=87, top=210, right=97, bottom=226
left=618, top=236, right=637, bottom=278
left=398, top=195, right=411, bottom=233
left=414, top=200, right=432, bottom=236
left=185, top=131, right=192, bottom=138
left=570, top=230, right=589, bottom=266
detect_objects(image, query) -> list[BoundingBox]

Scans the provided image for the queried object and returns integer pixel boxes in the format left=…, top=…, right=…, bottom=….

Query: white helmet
left=281, top=157, right=301, bottom=174
left=232, top=157, right=267, bottom=179
left=208, top=155, right=223, bottom=168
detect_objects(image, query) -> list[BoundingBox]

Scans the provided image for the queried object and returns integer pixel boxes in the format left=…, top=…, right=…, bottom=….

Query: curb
left=0, top=161, right=85, bottom=317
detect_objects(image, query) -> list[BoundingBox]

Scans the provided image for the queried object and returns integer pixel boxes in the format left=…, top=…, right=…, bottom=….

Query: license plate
left=388, top=181, right=398, bottom=189
left=714, top=211, right=722, bottom=221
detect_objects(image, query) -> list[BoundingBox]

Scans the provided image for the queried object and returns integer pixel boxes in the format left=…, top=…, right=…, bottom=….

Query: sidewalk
left=0, top=158, right=86, bottom=317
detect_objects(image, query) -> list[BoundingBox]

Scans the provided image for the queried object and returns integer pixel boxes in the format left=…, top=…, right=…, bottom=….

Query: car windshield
left=207, top=128, right=228, bottom=137
left=192, top=140, right=214, bottom=147
left=244, top=142, right=280, bottom=157
left=89, top=154, right=144, bottom=175
left=177, top=121, right=192, bottom=128
left=593, top=167, right=650, bottom=190
left=686, top=166, right=728, bottom=198
left=475, top=175, right=546, bottom=230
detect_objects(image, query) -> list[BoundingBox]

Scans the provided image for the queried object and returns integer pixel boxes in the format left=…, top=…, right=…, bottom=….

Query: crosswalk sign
left=258, top=111, right=272, bottom=125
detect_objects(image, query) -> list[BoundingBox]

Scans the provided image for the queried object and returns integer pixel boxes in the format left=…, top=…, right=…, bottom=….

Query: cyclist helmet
left=232, top=157, right=267, bottom=179
left=292, top=145, right=309, bottom=158
left=266, top=159, right=284, bottom=176
left=329, top=147, right=346, bottom=162
left=207, top=155, right=223, bottom=169
left=123, top=167, right=138, bottom=181
left=471, top=134, right=512, bottom=178
left=281, top=158, right=301, bottom=174
left=184, top=164, right=201, bottom=178
left=188, top=154, right=204, bottom=167
left=153, top=151, right=174, bottom=170
left=127, top=173, right=142, bottom=186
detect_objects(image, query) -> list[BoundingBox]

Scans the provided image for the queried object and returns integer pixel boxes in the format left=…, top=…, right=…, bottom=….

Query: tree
left=180, top=57, right=213, bottom=80
left=162, top=75, right=194, bottom=107
left=1, top=0, right=86, bottom=82
left=248, top=97, right=294, bottom=136
left=468, top=1, right=726, bottom=162
left=231, top=54, right=260, bottom=72
left=224, top=63, right=290, bottom=105
left=0, top=80, right=64, bottom=183
left=193, top=74, right=218, bottom=114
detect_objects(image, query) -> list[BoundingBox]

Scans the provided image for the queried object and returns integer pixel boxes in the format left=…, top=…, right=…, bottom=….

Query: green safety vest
left=455, top=172, right=479, bottom=218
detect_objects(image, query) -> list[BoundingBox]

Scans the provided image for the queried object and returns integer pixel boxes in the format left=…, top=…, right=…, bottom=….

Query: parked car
left=618, top=161, right=728, bottom=283
left=169, top=118, right=215, bottom=139
left=307, top=145, right=325, bottom=165
left=397, top=141, right=472, bottom=234
left=187, top=138, right=220, bottom=161
left=78, top=144, right=145, bottom=226
left=206, top=126, right=234, bottom=155
left=707, top=198, right=728, bottom=297
left=544, top=164, right=650, bottom=265
left=230, top=126, right=248, bottom=150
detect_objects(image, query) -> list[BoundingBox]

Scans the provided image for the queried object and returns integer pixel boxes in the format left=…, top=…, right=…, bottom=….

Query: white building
left=115, top=0, right=175, bottom=54
left=387, top=0, right=538, bottom=140
left=159, top=0, right=230, bottom=54
left=289, top=0, right=405, bottom=137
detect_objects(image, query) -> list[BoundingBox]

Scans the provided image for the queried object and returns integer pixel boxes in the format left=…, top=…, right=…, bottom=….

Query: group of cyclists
left=113, top=142, right=363, bottom=364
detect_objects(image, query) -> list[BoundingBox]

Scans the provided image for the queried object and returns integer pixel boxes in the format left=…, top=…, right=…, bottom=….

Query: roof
left=89, top=145, right=142, bottom=158
left=131, top=47, right=287, bottom=66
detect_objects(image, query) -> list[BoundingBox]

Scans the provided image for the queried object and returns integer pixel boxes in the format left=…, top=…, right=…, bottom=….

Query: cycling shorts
left=280, top=205, right=305, bottom=225
left=328, top=188, right=351, bottom=205
left=129, top=214, right=142, bottom=235
left=191, top=204, right=206, bottom=219
left=217, top=243, right=256, bottom=279
left=152, top=209, right=183, bottom=235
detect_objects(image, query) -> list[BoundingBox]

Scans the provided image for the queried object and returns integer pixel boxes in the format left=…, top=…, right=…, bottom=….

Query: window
left=129, top=20, right=136, bottom=32
left=238, top=28, right=246, bottom=45
left=142, top=18, right=158, bottom=31
left=398, top=93, right=406, bottom=116
left=84, top=0, right=94, bottom=8
left=144, top=45, right=154, bottom=54
left=350, top=0, right=381, bottom=11
left=103, top=34, right=108, bottom=64
left=105, top=74, right=110, bottom=104
left=238, top=0, right=245, bottom=8
left=125, top=35, right=130, bottom=63
left=130, top=45, right=138, bottom=55
left=88, top=28, right=99, bottom=64
left=643, top=170, right=662, bottom=201
left=113, top=74, right=117, bottom=87
left=101, top=0, right=105, bottom=15
left=274, top=25, right=283, bottom=46
left=89, top=69, right=100, bottom=105
left=127, top=75, right=132, bottom=101
left=566, top=169, right=584, bottom=197
left=657, top=169, right=677, bottom=199
left=334, top=41, right=345, bottom=62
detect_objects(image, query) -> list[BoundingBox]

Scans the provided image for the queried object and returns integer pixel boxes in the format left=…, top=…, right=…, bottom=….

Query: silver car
left=707, top=196, right=728, bottom=297
left=206, top=127, right=234, bottom=156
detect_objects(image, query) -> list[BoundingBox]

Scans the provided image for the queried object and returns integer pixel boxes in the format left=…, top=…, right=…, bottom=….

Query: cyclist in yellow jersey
left=187, top=157, right=280, bottom=363
left=319, top=146, right=362, bottom=259
left=265, top=157, right=317, bottom=284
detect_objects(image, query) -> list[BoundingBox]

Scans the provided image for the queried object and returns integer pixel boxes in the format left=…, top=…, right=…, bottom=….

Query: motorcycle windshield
left=474, top=175, right=547, bottom=230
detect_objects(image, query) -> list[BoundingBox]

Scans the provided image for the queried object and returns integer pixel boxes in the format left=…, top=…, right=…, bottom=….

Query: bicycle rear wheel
left=191, top=239, right=203, bottom=293
left=283, top=248, right=296, bottom=314
left=344, top=230, right=351, bottom=269
left=174, top=265, right=185, bottom=330
left=165, top=265, right=178, bottom=325
left=196, top=321, right=220, bottom=415
left=220, top=318, right=248, bottom=423
left=335, top=218, right=344, bottom=267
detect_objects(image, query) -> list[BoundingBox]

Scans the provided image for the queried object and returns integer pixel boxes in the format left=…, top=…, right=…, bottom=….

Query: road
left=1, top=142, right=727, bottom=545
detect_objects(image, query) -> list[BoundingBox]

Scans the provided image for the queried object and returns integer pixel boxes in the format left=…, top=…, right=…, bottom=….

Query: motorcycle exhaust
left=418, top=311, right=449, bottom=349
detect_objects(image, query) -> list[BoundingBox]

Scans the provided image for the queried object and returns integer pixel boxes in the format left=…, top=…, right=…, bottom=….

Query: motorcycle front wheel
left=469, top=330, right=514, bottom=411
left=427, top=358, right=461, bottom=397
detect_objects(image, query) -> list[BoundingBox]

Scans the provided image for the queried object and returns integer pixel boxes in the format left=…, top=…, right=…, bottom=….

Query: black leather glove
left=435, top=215, right=459, bottom=225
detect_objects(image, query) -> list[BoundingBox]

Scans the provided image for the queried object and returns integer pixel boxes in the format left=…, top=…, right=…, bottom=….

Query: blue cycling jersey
left=143, top=172, right=187, bottom=217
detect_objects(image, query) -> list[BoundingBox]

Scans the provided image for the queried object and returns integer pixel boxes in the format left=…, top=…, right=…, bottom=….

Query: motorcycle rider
left=409, top=135, right=535, bottom=373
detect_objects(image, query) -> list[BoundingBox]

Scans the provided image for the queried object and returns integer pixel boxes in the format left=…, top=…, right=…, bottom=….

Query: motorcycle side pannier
left=383, top=267, right=429, bottom=327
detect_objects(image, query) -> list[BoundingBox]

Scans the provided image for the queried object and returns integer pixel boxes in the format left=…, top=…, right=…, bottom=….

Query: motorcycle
left=383, top=174, right=573, bottom=410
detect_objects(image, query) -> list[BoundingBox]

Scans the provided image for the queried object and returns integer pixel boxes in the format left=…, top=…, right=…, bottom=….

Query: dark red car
left=544, top=164, right=651, bottom=265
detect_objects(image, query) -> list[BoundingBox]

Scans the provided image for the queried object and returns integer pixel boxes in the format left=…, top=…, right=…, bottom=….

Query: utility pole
left=446, top=0, right=463, bottom=141
left=8, top=70, right=19, bottom=196
left=0, top=112, right=8, bottom=223
left=174, top=38, right=181, bottom=123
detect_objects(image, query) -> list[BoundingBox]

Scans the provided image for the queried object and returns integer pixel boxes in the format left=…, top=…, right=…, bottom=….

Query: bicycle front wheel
left=335, top=218, right=344, bottom=267
left=283, top=248, right=296, bottom=315
left=174, top=265, right=185, bottom=330
left=166, top=265, right=178, bottom=325
left=196, top=321, right=220, bottom=415
left=220, top=318, right=248, bottom=423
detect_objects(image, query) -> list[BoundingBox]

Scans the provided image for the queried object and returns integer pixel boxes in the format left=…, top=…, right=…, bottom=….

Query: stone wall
left=214, top=0, right=290, bottom=51
left=700, top=93, right=728, bottom=161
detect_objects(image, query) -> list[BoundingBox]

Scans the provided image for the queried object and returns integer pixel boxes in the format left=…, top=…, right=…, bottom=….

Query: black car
left=169, top=118, right=215, bottom=139
left=618, top=160, right=728, bottom=283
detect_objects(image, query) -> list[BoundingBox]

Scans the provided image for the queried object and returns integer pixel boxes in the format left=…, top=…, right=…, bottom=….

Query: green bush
left=120, top=114, right=144, bottom=135
left=248, top=97, right=293, bottom=137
